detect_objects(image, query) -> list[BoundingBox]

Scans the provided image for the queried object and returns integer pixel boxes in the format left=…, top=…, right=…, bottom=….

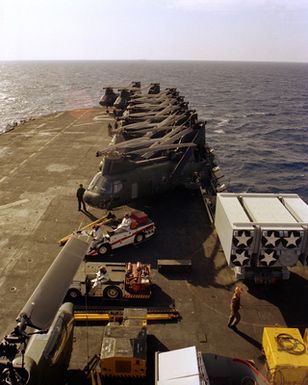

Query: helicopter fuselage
left=84, top=153, right=210, bottom=209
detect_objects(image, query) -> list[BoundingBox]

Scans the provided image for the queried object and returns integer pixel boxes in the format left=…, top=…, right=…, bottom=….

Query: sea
left=0, top=61, right=307, bottom=202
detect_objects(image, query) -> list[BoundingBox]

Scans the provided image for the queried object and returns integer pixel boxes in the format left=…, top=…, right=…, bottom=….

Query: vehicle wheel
left=67, top=289, right=81, bottom=300
left=134, top=232, right=145, bottom=244
left=98, top=243, right=111, bottom=256
left=103, top=286, right=122, bottom=299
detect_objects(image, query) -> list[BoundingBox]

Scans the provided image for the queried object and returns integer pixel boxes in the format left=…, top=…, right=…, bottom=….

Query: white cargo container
left=283, top=196, right=308, bottom=264
left=242, top=196, right=304, bottom=268
left=283, top=195, right=308, bottom=223
left=215, top=195, right=254, bottom=268
left=242, top=196, right=299, bottom=225
left=155, top=346, right=209, bottom=385
left=215, top=193, right=308, bottom=281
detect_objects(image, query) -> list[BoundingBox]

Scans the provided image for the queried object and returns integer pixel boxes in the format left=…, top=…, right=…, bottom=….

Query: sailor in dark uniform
left=76, top=184, right=86, bottom=211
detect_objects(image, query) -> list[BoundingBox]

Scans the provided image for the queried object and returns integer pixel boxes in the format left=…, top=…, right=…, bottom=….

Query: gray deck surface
left=0, top=107, right=307, bottom=384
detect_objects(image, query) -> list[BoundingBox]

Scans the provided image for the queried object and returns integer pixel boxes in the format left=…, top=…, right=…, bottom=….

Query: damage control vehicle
left=67, top=262, right=151, bottom=300
left=87, top=210, right=156, bottom=257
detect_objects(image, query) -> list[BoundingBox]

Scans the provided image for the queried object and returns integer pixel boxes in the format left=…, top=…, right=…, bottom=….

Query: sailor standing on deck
left=76, top=184, right=87, bottom=211
left=227, top=286, right=243, bottom=329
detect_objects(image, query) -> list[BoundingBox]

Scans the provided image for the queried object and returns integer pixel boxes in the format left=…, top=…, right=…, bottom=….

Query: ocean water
left=0, top=61, right=307, bottom=202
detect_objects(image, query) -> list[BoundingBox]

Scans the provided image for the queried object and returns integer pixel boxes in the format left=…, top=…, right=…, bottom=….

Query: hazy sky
left=1, top=0, right=307, bottom=62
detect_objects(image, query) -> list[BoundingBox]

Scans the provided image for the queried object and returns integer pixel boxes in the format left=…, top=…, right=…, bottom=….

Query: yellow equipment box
left=262, top=327, right=308, bottom=385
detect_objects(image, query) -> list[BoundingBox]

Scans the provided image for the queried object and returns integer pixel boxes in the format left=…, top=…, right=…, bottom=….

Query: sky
left=0, top=0, right=308, bottom=62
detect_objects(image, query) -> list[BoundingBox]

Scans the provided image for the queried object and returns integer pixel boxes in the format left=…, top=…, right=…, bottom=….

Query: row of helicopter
left=84, top=82, right=227, bottom=210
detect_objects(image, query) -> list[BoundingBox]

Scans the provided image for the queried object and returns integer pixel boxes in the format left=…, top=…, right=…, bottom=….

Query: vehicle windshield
left=88, top=172, right=112, bottom=193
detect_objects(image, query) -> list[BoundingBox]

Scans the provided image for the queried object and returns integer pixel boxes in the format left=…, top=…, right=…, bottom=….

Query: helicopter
left=119, top=101, right=189, bottom=125
left=124, top=95, right=184, bottom=114
left=99, top=87, right=118, bottom=107
left=84, top=120, right=223, bottom=209
left=99, top=82, right=161, bottom=108
left=0, top=237, right=89, bottom=385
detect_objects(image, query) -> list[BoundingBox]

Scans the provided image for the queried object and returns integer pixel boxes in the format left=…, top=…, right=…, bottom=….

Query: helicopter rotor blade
left=18, top=236, right=89, bottom=330
left=127, top=142, right=196, bottom=156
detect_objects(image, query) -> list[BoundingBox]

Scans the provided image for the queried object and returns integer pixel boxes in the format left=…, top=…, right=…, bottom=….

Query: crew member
left=115, top=213, right=131, bottom=233
left=76, top=184, right=86, bottom=211
left=91, top=267, right=110, bottom=288
left=227, top=286, right=242, bottom=328
left=89, top=224, right=103, bottom=250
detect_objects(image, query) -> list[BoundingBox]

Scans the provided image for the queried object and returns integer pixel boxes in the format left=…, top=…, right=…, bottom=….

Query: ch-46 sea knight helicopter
left=99, top=81, right=161, bottom=108
left=0, top=237, right=89, bottom=385
left=84, top=83, right=227, bottom=210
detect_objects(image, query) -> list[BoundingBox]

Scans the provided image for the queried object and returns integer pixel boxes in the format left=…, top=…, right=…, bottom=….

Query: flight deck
left=0, top=107, right=307, bottom=384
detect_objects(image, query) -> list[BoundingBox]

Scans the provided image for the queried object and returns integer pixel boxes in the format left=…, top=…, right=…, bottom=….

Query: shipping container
left=242, top=196, right=304, bottom=267
left=283, top=196, right=308, bottom=264
left=155, top=346, right=209, bottom=385
left=214, top=195, right=254, bottom=267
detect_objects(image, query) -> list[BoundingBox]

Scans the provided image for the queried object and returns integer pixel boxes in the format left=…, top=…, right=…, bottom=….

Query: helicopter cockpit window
left=101, top=178, right=112, bottom=193
left=113, top=180, right=123, bottom=194
left=88, top=173, right=112, bottom=194
left=99, top=158, right=105, bottom=171
left=88, top=172, right=102, bottom=192
left=43, top=313, right=74, bottom=365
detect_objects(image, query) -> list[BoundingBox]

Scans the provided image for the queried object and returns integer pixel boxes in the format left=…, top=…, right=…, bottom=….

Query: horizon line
left=1, top=58, right=308, bottom=64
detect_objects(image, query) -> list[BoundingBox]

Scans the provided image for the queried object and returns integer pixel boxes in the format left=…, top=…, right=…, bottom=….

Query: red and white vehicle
left=88, top=210, right=156, bottom=256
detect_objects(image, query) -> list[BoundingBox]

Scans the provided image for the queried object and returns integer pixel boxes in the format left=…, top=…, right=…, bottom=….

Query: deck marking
left=0, top=199, right=29, bottom=210
left=9, top=167, right=18, bottom=175
left=0, top=110, right=88, bottom=183
left=93, top=115, right=112, bottom=121
left=73, top=122, right=100, bottom=127
left=64, top=131, right=88, bottom=134
left=54, top=112, right=64, bottom=119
